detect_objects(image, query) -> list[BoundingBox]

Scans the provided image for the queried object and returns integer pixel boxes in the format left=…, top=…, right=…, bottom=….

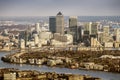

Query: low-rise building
left=114, top=42, right=120, bottom=48
left=28, top=59, right=35, bottom=64
left=20, top=39, right=25, bottom=49
left=91, top=37, right=102, bottom=47
left=35, top=59, right=44, bottom=65
left=83, top=62, right=103, bottom=70
left=104, top=42, right=113, bottom=48
left=39, top=31, right=53, bottom=40
left=51, top=33, right=73, bottom=46
left=68, top=74, right=84, bottom=80
left=4, top=72, right=16, bottom=80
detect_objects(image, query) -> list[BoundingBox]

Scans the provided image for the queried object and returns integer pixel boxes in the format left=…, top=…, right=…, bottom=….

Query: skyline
left=0, top=0, right=120, bottom=16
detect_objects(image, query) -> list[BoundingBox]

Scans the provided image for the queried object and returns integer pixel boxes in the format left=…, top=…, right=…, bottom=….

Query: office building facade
left=103, top=25, right=110, bottom=42
left=56, top=12, right=64, bottom=35
left=69, top=16, right=78, bottom=43
left=49, top=16, right=56, bottom=33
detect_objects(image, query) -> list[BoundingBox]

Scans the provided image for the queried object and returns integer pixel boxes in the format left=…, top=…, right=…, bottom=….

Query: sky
left=0, top=0, right=120, bottom=16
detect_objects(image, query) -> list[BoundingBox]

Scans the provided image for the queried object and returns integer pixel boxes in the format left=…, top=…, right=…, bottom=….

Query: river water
left=0, top=52, right=120, bottom=80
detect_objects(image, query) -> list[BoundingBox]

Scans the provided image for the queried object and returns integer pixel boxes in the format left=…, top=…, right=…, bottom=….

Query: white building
left=114, top=28, right=120, bottom=42
left=39, top=31, right=53, bottom=40
left=39, top=39, right=48, bottom=45
left=27, top=41, right=35, bottom=47
left=51, top=33, right=73, bottom=46
left=89, top=22, right=92, bottom=34
left=91, top=37, right=102, bottom=47
left=33, top=34, right=39, bottom=45
left=35, top=23, right=41, bottom=33
left=104, top=42, right=113, bottom=48
left=20, top=39, right=25, bottom=49
left=51, top=40, right=64, bottom=46
left=64, top=34, right=73, bottom=44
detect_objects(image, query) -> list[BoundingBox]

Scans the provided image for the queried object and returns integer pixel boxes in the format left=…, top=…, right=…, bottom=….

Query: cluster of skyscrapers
left=19, top=12, right=120, bottom=49
left=49, top=12, right=78, bottom=44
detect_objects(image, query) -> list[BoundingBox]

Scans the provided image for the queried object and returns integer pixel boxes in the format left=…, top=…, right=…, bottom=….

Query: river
left=0, top=52, right=120, bottom=80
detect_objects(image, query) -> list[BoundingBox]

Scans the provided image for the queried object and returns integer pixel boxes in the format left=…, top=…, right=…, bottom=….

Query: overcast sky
left=0, top=0, right=120, bottom=16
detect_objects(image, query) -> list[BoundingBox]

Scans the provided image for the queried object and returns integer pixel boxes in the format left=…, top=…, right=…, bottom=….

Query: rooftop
left=57, top=12, right=63, bottom=16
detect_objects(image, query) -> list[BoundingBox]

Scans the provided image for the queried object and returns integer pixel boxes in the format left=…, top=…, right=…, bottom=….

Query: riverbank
left=1, top=50, right=120, bottom=73
left=0, top=49, right=10, bottom=52
left=1, top=51, right=120, bottom=80
left=0, top=68, right=101, bottom=80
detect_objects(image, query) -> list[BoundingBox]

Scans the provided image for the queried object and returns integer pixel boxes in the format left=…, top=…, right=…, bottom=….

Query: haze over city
left=0, top=0, right=120, bottom=80
left=0, top=0, right=120, bottom=16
